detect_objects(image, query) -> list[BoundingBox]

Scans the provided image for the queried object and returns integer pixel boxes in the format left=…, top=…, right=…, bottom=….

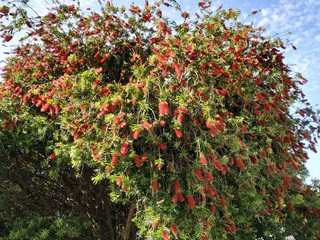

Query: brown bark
left=124, top=200, right=136, bottom=240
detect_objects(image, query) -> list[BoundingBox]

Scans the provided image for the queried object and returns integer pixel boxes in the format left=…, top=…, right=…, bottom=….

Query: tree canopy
left=0, top=0, right=320, bottom=239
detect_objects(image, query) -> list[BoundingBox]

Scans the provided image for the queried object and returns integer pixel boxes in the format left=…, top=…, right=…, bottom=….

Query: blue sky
left=1, top=0, right=319, bottom=181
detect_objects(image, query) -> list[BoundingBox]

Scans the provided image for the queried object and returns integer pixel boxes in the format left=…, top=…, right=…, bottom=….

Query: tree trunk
left=124, top=200, right=136, bottom=240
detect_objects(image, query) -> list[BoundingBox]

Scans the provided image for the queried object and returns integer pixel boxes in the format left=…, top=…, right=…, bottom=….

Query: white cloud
left=258, top=17, right=270, bottom=27
left=260, top=8, right=270, bottom=16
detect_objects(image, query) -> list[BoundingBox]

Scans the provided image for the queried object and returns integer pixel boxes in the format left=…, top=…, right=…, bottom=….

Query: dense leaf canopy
left=0, top=0, right=320, bottom=239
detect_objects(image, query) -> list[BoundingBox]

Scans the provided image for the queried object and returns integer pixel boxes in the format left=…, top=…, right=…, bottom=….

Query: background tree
left=1, top=0, right=319, bottom=239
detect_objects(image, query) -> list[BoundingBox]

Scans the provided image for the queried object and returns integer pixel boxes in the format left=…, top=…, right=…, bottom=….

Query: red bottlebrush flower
left=216, top=88, right=228, bottom=96
left=250, top=155, right=258, bottom=164
left=174, top=180, right=181, bottom=193
left=0, top=6, right=10, bottom=14
left=162, top=230, right=170, bottom=240
left=177, top=192, right=184, bottom=202
left=116, top=176, right=122, bottom=186
left=172, top=194, right=178, bottom=203
left=159, top=102, right=164, bottom=115
left=188, top=196, right=195, bottom=209
left=50, top=107, right=55, bottom=115
left=143, top=11, right=152, bottom=22
left=204, top=187, right=217, bottom=196
left=54, top=105, right=61, bottom=115
left=120, top=142, right=129, bottom=156
left=163, top=102, right=170, bottom=115
left=159, top=120, right=166, bottom=126
left=159, top=101, right=170, bottom=116
left=214, top=66, right=224, bottom=74
left=129, top=4, right=141, bottom=13
left=252, top=102, right=260, bottom=109
left=133, top=155, right=141, bottom=167
left=111, top=153, right=118, bottom=166
left=172, top=62, right=183, bottom=78
left=179, top=106, right=188, bottom=113
left=231, top=223, right=237, bottom=233
left=102, top=125, right=108, bottom=132
left=119, top=121, right=126, bottom=128
left=209, top=205, right=215, bottom=213
left=97, top=111, right=106, bottom=119
left=229, top=157, right=235, bottom=164
left=152, top=220, right=160, bottom=229
left=40, top=103, right=50, bottom=112
left=256, top=93, right=265, bottom=102
left=220, top=197, right=227, bottom=207
left=22, top=94, right=30, bottom=105
left=256, top=78, right=262, bottom=85
left=174, top=128, right=183, bottom=138
left=141, top=120, right=152, bottom=130
left=204, top=172, right=213, bottom=183
left=288, top=203, right=295, bottom=212
left=236, top=157, right=244, bottom=169
left=298, top=109, right=306, bottom=117
left=241, top=125, right=247, bottom=133
left=73, top=131, right=81, bottom=141
left=96, top=67, right=103, bottom=74
left=49, top=152, right=56, bottom=160
left=99, top=87, right=110, bottom=96
left=215, top=122, right=224, bottom=133
left=182, top=11, right=189, bottom=18
left=264, top=103, right=271, bottom=111
left=210, top=126, right=216, bottom=137
left=266, top=199, right=273, bottom=207
left=213, top=160, right=224, bottom=172
left=152, top=180, right=159, bottom=191
left=282, top=175, right=291, bottom=189
left=141, top=154, right=147, bottom=162
left=158, top=142, right=166, bottom=150
left=276, top=199, right=282, bottom=208
left=200, top=155, right=207, bottom=165
left=195, top=167, right=203, bottom=181
left=254, top=110, right=261, bottom=115
left=113, top=116, right=120, bottom=126
left=157, top=53, right=167, bottom=62
left=90, top=145, right=97, bottom=151
left=93, top=78, right=100, bottom=90
left=262, top=188, right=267, bottom=195
left=261, top=150, right=267, bottom=158
left=132, top=129, right=141, bottom=139
left=268, top=163, right=275, bottom=173
left=4, top=35, right=13, bottom=42
left=66, top=105, right=74, bottom=111
left=170, top=223, right=178, bottom=236
left=200, top=63, right=208, bottom=70
left=177, top=114, right=184, bottom=124
left=275, top=210, right=284, bottom=217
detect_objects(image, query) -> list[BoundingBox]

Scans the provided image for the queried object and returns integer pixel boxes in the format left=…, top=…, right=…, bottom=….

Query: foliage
left=1, top=0, right=320, bottom=239
left=4, top=212, right=89, bottom=240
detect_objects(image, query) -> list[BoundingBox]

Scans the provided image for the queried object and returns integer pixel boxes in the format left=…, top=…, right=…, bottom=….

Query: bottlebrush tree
left=1, top=0, right=320, bottom=239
